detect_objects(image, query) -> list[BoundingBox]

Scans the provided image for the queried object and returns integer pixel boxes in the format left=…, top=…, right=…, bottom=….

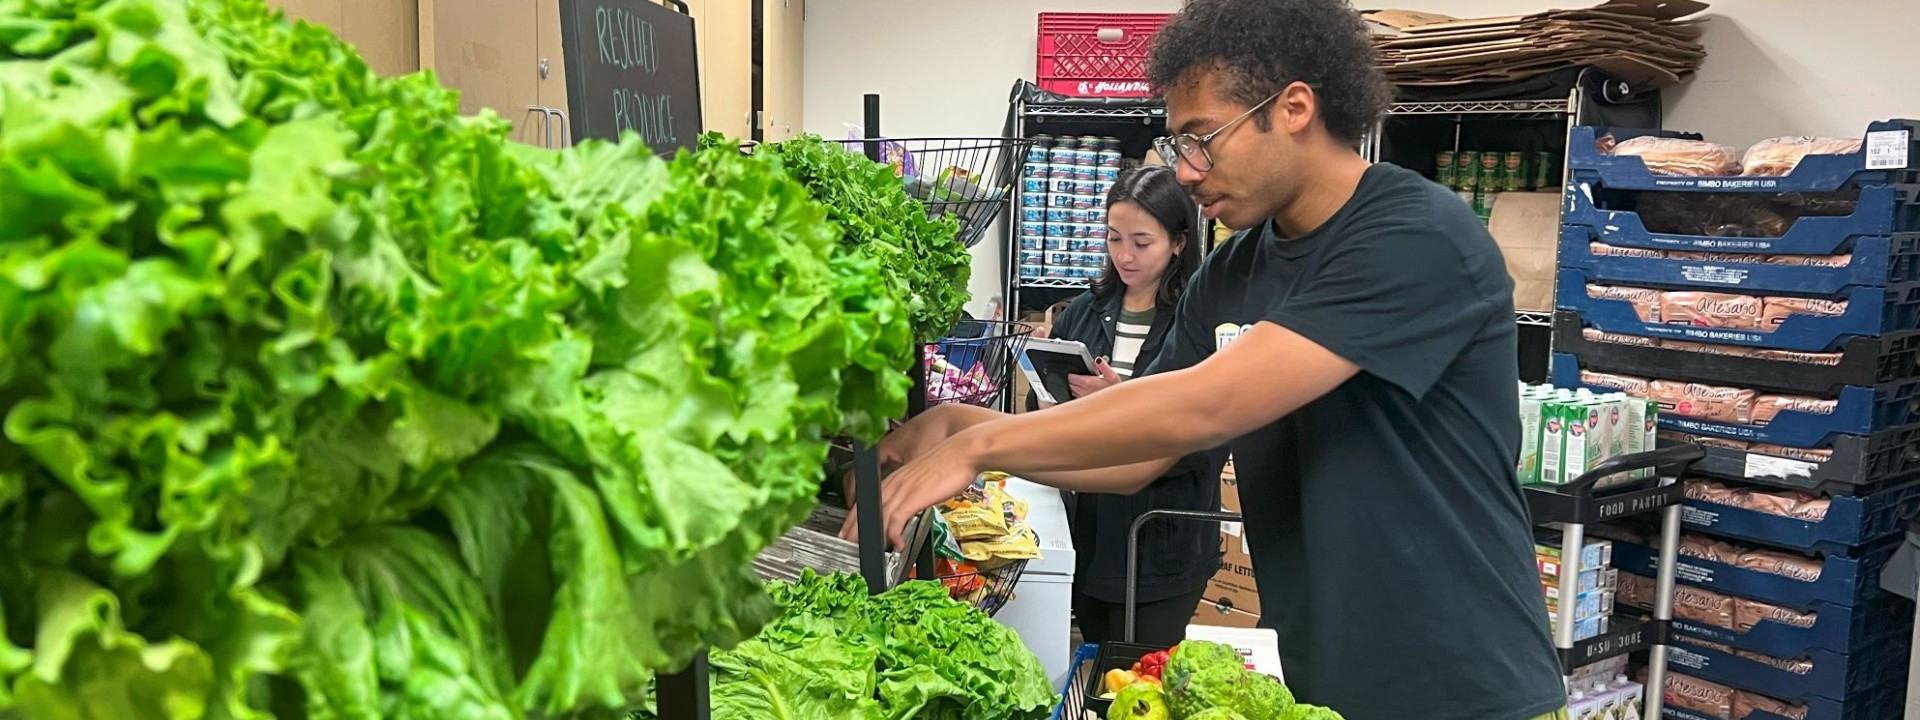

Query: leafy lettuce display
left=744, top=135, right=974, bottom=346
left=0, top=0, right=909, bottom=716
left=659, top=571, right=1056, bottom=720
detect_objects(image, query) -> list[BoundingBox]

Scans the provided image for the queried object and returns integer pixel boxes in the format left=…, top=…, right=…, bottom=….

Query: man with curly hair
left=853, top=1, right=1568, bottom=717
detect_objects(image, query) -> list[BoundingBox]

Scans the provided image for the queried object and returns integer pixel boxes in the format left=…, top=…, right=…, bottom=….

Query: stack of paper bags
left=1366, top=0, right=1710, bottom=89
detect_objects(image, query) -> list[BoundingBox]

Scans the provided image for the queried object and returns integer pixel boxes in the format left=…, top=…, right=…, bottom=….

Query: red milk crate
left=1035, top=12, right=1173, bottom=98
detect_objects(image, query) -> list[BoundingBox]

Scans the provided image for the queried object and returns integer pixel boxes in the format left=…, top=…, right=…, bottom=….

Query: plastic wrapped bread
left=1612, top=136, right=1741, bottom=176
left=1741, top=137, right=1863, bottom=177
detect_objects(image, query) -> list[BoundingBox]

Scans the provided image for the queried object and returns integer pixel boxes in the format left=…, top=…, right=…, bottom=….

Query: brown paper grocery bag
left=1486, top=192, right=1562, bottom=313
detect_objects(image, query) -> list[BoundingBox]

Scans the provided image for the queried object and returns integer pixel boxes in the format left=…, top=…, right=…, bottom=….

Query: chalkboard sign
left=558, top=0, right=704, bottom=156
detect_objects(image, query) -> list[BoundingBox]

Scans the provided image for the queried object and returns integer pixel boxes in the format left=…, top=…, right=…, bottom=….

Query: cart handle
left=1562, top=443, right=1705, bottom=496
left=1124, top=509, right=1244, bottom=643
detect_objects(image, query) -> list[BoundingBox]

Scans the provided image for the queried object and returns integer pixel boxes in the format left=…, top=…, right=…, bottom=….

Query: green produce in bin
left=1107, top=683, right=1170, bottom=720
left=1165, top=641, right=1294, bottom=720
left=1281, top=705, right=1347, bottom=720
left=1184, top=709, right=1250, bottom=720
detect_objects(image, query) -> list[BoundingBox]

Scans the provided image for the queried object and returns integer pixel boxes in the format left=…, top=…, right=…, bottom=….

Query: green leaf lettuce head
left=0, top=0, right=911, bottom=716
left=745, top=134, right=972, bottom=346
left=667, top=571, right=1056, bottom=720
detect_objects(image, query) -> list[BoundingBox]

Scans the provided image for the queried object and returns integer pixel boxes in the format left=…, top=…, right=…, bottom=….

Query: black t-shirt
left=1144, top=163, right=1564, bottom=720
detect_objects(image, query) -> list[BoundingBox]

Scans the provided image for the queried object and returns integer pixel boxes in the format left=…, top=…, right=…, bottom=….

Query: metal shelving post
left=1524, top=443, right=1703, bottom=720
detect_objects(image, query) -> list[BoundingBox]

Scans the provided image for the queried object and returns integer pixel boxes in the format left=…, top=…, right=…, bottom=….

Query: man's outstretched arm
left=848, top=321, right=1361, bottom=547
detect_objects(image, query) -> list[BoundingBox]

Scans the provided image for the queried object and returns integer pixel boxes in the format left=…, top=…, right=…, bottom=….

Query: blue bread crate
left=1558, top=270, right=1920, bottom=352
left=1560, top=228, right=1920, bottom=297
left=1562, top=182, right=1920, bottom=255
left=1612, top=539, right=1897, bottom=610
left=1672, top=428, right=1920, bottom=496
left=1681, top=478, right=1920, bottom=554
left=1568, top=121, right=1920, bottom=194
left=1551, top=354, right=1920, bottom=448
left=1662, top=589, right=1912, bottom=659
left=1556, top=313, right=1920, bottom=399
left=1662, top=682, right=1905, bottom=720
left=1667, top=634, right=1910, bottom=704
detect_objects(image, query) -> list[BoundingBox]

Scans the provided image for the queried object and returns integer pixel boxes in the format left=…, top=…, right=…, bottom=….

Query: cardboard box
left=1205, top=460, right=1262, bottom=616
left=1190, top=598, right=1262, bottom=629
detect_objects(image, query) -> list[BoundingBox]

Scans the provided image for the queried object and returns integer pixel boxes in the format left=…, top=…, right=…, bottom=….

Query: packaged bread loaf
left=1678, top=533, right=1743, bottom=564
left=1734, top=691, right=1810, bottom=720
left=1617, top=572, right=1655, bottom=610
left=1736, top=548, right=1824, bottom=582
left=1735, top=486, right=1830, bottom=521
left=1650, top=380, right=1757, bottom=424
left=1762, top=253, right=1852, bottom=268
left=1590, top=242, right=1668, bottom=259
left=1684, top=478, right=1747, bottom=506
left=1661, top=339, right=1759, bottom=358
left=1751, top=394, right=1838, bottom=426
left=1581, top=370, right=1652, bottom=397
left=1612, top=136, right=1742, bottom=177
left=1750, top=349, right=1845, bottom=366
left=1664, top=672, right=1735, bottom=718
left=1673, top=585, right=1736, bottom=629
left=1584, top=328, right=1661, bottom=348
left=1736, top=648, right=1816, bottom=675
left=1589, top=284, right=1665, bottom=322
left=1749, top=443, right=1834, bottom=463
left=1660, top=430, right=1749, bottom=451
left=1668, top=250, right=1761, bottom=263
left=1761, top=297, right=1849, bottom=329
left=1734, top=598, right=1819, bottom=632
left=1741, top=136, right=1863, bottom=177
left=1664, top=291, right=1763, bottom=329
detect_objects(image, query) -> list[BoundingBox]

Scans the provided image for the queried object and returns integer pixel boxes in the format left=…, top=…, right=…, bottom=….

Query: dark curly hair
left=1147, top=0, right=1391, bottom=147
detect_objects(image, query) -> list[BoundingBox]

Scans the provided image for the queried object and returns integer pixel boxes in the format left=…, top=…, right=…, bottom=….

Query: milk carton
left=1593, top=394, right=1633, bottom=488
left=1609, top=676, right=1644, bottom=720
left=1568, top=689, right=1601, bottom=720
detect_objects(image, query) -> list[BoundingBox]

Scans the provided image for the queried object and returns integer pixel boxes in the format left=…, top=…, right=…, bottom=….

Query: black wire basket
left=914, top=555, right=1030, bottom=618
left=828, top=137, right=1033, bottom=248
left=926, top=319, right=1034, bottom=408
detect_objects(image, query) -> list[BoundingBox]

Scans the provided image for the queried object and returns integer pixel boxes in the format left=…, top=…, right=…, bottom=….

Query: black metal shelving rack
left=1002, top=85, right=1171, bottom=320
left=1526, top=443, right=1705, bottom=720
left=655, top=94, right=936, bottom=720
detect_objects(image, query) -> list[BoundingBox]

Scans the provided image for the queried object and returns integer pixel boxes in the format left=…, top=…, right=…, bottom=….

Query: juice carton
left=1519, top=387, right=1555, bottom=484
left=1542, top=585, right=1614, bottom=622
left=1629, top=398, right=1658, bottom=479
left=1539, top=396, right=1570, bottom=485
left=1537, top=536, right=1612, bottom=572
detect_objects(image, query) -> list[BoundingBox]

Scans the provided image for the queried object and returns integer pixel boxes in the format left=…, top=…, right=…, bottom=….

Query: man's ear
left=1277, top=80, right=1317, bottom=135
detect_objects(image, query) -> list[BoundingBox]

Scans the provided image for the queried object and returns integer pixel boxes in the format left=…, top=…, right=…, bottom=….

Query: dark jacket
left=1033, top=290, right=1227, bottom=604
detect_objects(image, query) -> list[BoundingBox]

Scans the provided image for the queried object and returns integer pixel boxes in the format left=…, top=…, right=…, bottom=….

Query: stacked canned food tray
left=1017, top=135, right=1124, bottom=285
left=1553, top=120, right=1920, bottom=720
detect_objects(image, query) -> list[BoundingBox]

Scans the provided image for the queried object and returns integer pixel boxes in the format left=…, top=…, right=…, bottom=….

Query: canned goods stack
left=1018, top=135, right=1125, bottom=282
left=1433, top=149, right=1559, bottom=226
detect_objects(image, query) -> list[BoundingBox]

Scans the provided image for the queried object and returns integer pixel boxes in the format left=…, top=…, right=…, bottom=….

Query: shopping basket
left=927, top=319, right=1035, bottom=408
left=828, top=136, right=1031, bottom=248
left=1054, top=642, right=1101, bottom=720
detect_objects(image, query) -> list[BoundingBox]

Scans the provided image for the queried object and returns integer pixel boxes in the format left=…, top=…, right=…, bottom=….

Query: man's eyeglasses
left=1153, top=92, right=1282, bottom=173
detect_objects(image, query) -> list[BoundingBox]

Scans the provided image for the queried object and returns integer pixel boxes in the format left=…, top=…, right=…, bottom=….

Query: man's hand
left=1067, top=358, right=1123, bottom=398
left=840, top=433, right=983, bottom=549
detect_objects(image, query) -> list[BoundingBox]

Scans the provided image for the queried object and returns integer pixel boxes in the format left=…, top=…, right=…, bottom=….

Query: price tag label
left=1864, top=130, right=1911, bottom=170
left=1745, top=453, right=1816, bottom=480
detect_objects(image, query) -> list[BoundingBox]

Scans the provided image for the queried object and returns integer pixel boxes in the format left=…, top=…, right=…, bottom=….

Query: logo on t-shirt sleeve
left=1214, top=323, right=1254, bottom=350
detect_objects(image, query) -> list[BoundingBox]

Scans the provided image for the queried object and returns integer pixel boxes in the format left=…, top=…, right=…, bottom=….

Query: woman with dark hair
left=1033, top=164, right=1225, bottom=645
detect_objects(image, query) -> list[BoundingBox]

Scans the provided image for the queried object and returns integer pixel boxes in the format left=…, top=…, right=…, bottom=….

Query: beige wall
left=270, top=0, right=420, bottom=77
left=803, top=0, right=1920, bottom=314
